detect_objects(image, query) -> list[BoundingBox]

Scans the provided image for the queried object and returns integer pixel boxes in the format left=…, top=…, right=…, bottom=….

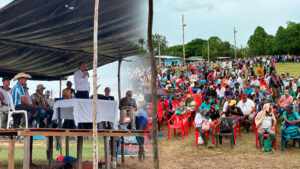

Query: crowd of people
left=128, top=56, right=300, bottom=152
left=1, top=56, right=300, bottom=156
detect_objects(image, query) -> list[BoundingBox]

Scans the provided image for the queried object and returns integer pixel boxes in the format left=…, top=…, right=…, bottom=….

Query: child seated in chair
left=255, top=103, right=277, bottom=152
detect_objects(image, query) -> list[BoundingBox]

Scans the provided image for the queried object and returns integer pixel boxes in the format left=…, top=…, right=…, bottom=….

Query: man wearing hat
left=282, top=104, right=300, bottom=135
left=31, top=84, right=53, bottom=128
left=237, top=93, right=256, bottom=132
left=11, top=72, right=37, bottom=128
left=0, top=77, right=11, bottom=128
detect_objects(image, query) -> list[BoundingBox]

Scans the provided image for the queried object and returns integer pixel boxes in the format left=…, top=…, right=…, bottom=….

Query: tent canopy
left=0, top=0, right=145, bottom=80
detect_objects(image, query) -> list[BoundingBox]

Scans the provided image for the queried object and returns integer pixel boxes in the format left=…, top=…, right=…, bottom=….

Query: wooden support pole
left=65, top=136, right=70, bottom=156
left=8, top=137, right=15, bottom=169
left=23, top=136, right=30, bottom=169
left=148, top=0, right=160, bottom=169
left=49, top=136, right=53, bottom=169
left=121, top=136, right=124, bottom=164
left=76, top=136, right=83, bottom=169
left=30, top=136, right=33, bottom=166
left=104, top=136, right=110, bottom=169
left=93, top=0, right=100, bottom=168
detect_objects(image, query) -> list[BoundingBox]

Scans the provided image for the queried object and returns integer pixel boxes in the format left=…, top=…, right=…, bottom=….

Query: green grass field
left=254, top=62, right=300, bottom=77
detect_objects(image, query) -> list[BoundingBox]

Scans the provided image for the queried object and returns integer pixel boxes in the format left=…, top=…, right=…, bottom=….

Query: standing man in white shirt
left=74, top=61, right=90, bottom=99
left=0, top=77, right=11, bottom=128
left=74, top=61, right=91, bottom=129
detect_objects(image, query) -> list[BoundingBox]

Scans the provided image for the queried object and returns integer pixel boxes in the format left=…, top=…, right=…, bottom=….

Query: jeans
left=196, top=127, right=212, bottom=145
left=257, top=128, right=275, bottom=148
left=37, top=108, right=54, bottom=127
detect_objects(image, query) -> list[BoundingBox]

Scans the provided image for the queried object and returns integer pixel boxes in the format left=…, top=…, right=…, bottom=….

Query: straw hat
left=36, top=84, right=46, bottom=91
left=13, top=72, right=32, bottom=81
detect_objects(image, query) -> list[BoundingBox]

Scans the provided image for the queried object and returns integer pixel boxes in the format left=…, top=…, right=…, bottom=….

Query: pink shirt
left=279, top=95, right=293, bottom=107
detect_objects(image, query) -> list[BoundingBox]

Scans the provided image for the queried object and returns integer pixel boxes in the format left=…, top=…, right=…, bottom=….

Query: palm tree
left=147, top=0, right=159, bottom=169
left=138, top=38, right=145, bottom=49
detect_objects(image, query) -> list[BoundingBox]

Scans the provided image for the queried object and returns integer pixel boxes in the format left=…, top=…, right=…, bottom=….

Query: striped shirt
left=11, top=82, right=25, bottom=107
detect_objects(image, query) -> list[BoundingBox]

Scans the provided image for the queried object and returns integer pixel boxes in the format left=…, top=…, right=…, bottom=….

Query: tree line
left=138, top=21, right=300, bottom=60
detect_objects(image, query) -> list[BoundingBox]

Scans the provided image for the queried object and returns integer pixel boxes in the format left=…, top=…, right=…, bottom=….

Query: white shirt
left=237, top=76, right=243, bottom=87
left=223, top=101, right=229, bottom=112
left=237, top=99, right=255, bottom=115
left=74, top=70, right=90, bottom=92
left=261, top=115, right=273, bottom=129
left=0, top=88, right=10, bottom=106
left=194, top=113, right=211, bottom=128
left=216, top=87, right=225, bottom=97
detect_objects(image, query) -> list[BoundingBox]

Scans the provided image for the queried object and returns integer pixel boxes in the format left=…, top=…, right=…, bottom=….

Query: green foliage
left=152, top=34, right=168, bottom=55
left=248, top=22, right=300, bottom=55
left=247, top=26, right=274, bottom=55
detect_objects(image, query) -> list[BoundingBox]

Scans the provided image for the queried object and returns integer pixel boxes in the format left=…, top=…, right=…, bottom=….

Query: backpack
left=263, top=136, right=271, bottom=152
left=220, top=117, right=233, bottom=133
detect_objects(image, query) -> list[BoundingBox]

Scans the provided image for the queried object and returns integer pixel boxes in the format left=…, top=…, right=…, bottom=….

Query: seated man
left=31, top=84, right=54, bottom=128
left=11, top=73, right=37, bottom=128
left=237, top=93, right=255, bottom=132
left=0, top=77, right=11, bottom=128
left=255, top=103, right=276, bottom=152
left=278, top=90, right=294, bottom=116
left=243, top=83, right=254, bottom=97
left=207, top=102, right=220, bottom=126
left=282, top=104, right=300, bottom=141
left=199, top=96, right=219, bottom=114
left=194, top=109, right=214, bottom=148
left=62, top=81, right=76, bottom=99
left=119, top=91, right=137, bottom=130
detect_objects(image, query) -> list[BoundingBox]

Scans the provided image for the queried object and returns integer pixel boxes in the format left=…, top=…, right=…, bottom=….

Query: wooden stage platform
left=0, top=128, right=147, bottom=169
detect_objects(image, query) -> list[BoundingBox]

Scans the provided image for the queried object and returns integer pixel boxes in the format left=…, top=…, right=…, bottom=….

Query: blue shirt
left=11, top=82, right=25, bottom=107
left=243, top=88, right=254, bottom=96
left=283, top=111, right=300, bottom=121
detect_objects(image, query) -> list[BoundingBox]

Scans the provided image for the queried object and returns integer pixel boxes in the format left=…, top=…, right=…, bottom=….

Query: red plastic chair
left=193, top=121, right=215, bottom=147
left=167, top=115, right=185, bottom=140
left=179, top=114, right=191, bottom=135
left=255, top=126, right=277, bottom=150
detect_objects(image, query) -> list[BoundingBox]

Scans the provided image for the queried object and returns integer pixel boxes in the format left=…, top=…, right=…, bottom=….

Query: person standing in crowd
left=119, top=91, right=137, bottom=130
left=74, top=61, right=90, bottom=99
left=62, top=81, right=76, bottom=99
left=0, top=77, right=11, bottom=128
left=11, top=73, right=37, bottom=128
left=269, top=71, right=284, bottom=103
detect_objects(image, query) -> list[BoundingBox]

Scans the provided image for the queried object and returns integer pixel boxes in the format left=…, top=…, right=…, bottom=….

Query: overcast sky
left=153, top=0, right=300, bottom=47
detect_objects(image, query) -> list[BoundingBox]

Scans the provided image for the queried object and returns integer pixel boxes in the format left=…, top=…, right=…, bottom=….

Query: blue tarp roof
left=0, top=0, right=145, bottom=80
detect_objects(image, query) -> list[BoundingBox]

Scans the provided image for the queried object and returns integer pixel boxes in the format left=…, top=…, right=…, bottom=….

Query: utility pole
left=182, top=15, right=186, bottom=65
left=207, top=40, right=210, bottom=63
left=158, top=35, right=161, bottom=66
left=234, top=27, right=237, bottom=60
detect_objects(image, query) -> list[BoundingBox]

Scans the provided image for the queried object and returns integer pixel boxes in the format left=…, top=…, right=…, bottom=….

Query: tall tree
left=152, top=34, right=168, bottom=55
left=147, top=0, right=159, bottom=169
left=247, top=26, right=274, bottom=55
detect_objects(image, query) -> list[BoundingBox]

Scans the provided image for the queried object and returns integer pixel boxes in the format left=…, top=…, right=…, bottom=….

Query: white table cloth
left=52, top=99, right=118, bottom=128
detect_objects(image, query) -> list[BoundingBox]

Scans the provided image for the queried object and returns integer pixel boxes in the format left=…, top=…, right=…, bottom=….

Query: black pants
left=76, top=91, right=92, bottom=129
left=14, top=104, right=37, bottom=128
left=76, top=91, right=89, bottom=99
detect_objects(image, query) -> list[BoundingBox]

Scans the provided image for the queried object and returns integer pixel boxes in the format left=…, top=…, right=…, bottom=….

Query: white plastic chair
left=6, top=92, right=28, bottom=129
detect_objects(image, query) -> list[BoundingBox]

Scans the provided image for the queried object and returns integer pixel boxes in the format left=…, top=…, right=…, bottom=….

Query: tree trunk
left=147, top=0, right=159, bottom=169
left=92, top=0, right=99, bottom=168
